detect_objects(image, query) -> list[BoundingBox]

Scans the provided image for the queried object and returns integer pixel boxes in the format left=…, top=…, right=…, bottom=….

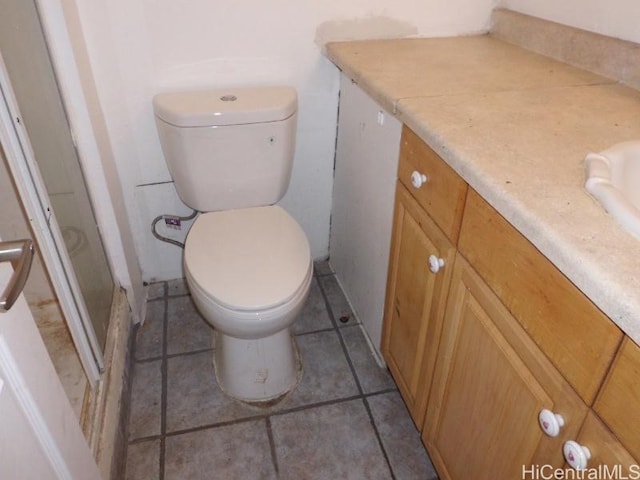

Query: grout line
left=265, top=417, right=280, bottom=476
left=361, top=395, right=397, bottom=480
left=135, top=180, right=174, bottom=187
left=129, top=433, right=164, bottom=444
left=164, top=414, right=268, bottom=438
left=162, top=394, right=364, bottom=438
left=135, top=355, right=164, bottom=364
left=166, top=292, right=190, bottom=299
left=268, top=394, right=363, bottom=418
left=330, top=290, right=397, bottom=480
left=363, top=387, right=398, bottom=398
left=142, top=327, right=392, bottom=364
left=165, top=347, right=214, bottom=360
left=292, top=326, right=335, bottom=337
left=335, top=322, right=364, bottom=396
left=137, top=339, right=215, bottom=363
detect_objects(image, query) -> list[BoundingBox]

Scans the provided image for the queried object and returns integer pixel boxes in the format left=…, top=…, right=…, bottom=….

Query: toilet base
left=213, top=328, right=301, bottom=403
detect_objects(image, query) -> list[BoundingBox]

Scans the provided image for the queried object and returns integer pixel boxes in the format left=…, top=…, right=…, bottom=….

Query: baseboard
left=81, top=289, right=134, bottom=480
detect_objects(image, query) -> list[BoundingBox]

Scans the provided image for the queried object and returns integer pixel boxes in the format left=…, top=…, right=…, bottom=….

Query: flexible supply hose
left=151, top=210, right=198, bottom=249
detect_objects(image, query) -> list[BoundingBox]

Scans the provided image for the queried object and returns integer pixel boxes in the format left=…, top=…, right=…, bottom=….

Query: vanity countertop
left=325, top=35, right=640, bottom=344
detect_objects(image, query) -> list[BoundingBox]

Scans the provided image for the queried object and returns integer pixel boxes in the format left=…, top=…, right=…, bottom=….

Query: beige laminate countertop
left=326, top=36, right=640, bottom=345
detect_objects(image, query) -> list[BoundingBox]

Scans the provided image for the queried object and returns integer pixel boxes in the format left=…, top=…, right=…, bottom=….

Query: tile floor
left=125, top=262, right=438, bottom=479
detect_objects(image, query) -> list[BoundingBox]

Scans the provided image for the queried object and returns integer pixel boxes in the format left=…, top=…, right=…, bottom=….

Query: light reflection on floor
left=31, top=299, right=87, bottom=419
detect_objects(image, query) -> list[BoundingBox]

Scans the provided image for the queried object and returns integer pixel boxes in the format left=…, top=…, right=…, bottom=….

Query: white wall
left=70, top=0, right=496, bottom=281
left=499, top=0, right=640, bottom=44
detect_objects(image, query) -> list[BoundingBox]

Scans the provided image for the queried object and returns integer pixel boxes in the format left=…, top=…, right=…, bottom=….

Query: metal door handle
left=0, top=239, right=34, bottom=312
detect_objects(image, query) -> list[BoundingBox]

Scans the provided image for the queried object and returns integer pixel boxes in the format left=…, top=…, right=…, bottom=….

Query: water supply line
left=151, top=210, right=198, bottom=248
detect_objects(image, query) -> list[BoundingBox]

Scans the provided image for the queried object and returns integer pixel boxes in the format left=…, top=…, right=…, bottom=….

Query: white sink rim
left=585, top=141, right=640, bottom=239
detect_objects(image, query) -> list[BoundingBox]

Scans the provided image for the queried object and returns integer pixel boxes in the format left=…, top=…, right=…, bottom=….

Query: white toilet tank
left=153, top=86, right=297, bottom=211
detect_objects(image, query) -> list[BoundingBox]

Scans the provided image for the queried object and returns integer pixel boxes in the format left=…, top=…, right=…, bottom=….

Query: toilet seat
left=184, top=205, right=311, bottom=312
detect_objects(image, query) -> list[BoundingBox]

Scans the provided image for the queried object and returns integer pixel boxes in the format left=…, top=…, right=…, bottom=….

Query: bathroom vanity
left=327, top=9, right=640, bottom=479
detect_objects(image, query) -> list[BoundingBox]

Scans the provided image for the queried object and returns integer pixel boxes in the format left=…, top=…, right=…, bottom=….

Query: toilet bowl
left=184, top=205, right=312, bottom=401
left=153, top=86, right=311, bottom=402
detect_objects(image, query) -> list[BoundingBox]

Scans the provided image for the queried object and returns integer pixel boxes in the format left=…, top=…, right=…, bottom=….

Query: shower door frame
left=0, top=57, right=103, bottom=385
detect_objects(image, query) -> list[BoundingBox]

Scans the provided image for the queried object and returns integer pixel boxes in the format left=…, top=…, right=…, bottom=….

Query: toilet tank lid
left=153, top=86, right=297, bottom=127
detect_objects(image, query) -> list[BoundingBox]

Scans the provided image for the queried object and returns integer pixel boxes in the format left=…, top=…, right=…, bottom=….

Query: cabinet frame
left=380, top=126, right=638, bottom=478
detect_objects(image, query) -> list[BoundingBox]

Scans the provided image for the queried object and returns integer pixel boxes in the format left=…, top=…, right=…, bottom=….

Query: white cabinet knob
left=538, top=409, right=565, bottom=437
left=428, top=255, right=445, bottom=274
left=411, top=171, right=428, bottom=189
left=563, top=441, right=591, bottom=471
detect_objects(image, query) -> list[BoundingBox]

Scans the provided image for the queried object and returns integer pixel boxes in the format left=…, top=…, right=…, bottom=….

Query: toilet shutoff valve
left=164, top=215, right=182, bottom=230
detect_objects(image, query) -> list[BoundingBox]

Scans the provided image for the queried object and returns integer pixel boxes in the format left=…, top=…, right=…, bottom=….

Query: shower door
left=0, top=0, right=115, bottom=377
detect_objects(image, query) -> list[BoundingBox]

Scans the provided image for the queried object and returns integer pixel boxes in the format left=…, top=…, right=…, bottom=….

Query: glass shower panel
left=0, top=0, right=114, bottom=349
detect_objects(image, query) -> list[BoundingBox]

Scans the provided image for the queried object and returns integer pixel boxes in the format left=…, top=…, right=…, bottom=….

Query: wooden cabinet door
left=459, top=190, right=622, bottom=404
left=570, top=412, right=638, bottom=476
left=382, top=183, right=455, bottom=428
left=594, top=337, right=640, bottom=461
left=424, top=257, right=588, bottom=480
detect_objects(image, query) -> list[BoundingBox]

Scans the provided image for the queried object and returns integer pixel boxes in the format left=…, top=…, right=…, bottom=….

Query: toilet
left=152, top=86, right=312, bottom=402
